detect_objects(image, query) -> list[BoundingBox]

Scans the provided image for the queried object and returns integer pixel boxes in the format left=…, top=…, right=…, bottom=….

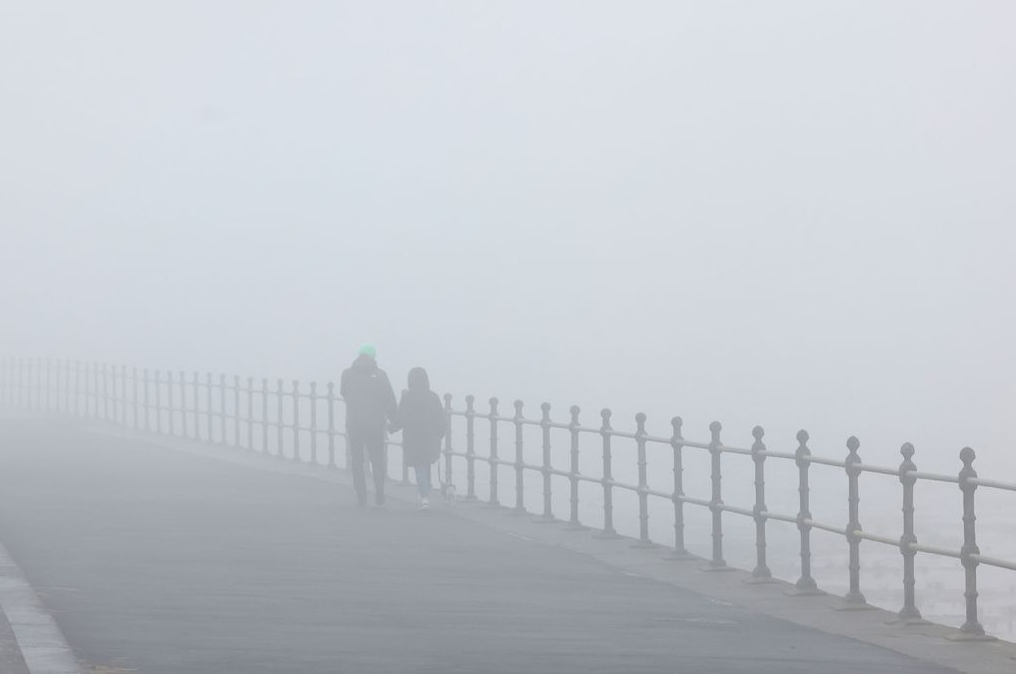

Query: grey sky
left=2, top=2, right=1014, bottom=470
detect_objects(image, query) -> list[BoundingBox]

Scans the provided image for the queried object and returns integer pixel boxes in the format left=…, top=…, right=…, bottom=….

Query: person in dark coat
left=340, top=344, right=397, bottom=506
left=389, top=367, right=445, bottom=509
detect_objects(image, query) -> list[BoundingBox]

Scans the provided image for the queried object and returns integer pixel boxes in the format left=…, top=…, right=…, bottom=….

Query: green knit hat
left=358, top=343, right=377, bottom=358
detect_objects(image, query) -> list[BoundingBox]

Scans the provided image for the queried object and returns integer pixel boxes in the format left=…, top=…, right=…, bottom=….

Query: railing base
left=593, top=530, right=622, bottom=540
left=506, top=508, right=529, bottom=517
left=832, top=600, right=876, bottom=611
left=784, top=587, right=826, bottom=597
left=563, top=522, right=589, bottom=531
left=630, top=540, right=658, bottom=550
left=945, top=630, right=997, bottom=642
left=700, top=563, right=736, bottom=573
left=665, top=550, right=698, bottom=562
left=743, top=575, right=780, bottom=585
left=531, top=516, right=557, bottom=525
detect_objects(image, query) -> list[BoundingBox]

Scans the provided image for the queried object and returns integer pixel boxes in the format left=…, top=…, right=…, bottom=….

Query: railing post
left=82, top=361, right=90, bottom=417
left=167, top=370, right=177, bottom=435
left=634, top=412, right=653, bottom=547
left=261, top=378, right=269, bottom=453
left=154, top=370, right=164, bottom=433
left=60, top=359, right=68, bottom=414
left=70, top=360, right=79, bottom=417
left=3, top=357, right=10, bottom=407
left=443, top=393, right=453, bottom=491
left=117, top=364, right=127, bottom=423
left=191, top=372, right=200, bottom=440
left=952, top=447, right=993, bottom=640
left=58, top=359, right=66, bottom=413
left=291, top=380, right=300, bottom=461
left=705, top=421, right=729, bottom=570
left=597, top=408, right=618, bottom=538
left=539, top=402, right=554, bottom=521
left=566, top=406, right=585, bottom=530
left=178, top=370, right=188, bottom=438
left=488, top=397, right=500, bottom=507
left=895, top=442, right=925, bottom=622
left=276, top=379, right=284, bottom=458
left=206, top=373, right=214, bottom=441
left=21, top=358, right=28, bottom=410
left=246, top=377, right=255, bottom=451
left=749, top=425, right=773, bottom=581
left=512, top=400, right=526, bottom=514
left=130, top=368, right=138, bottom=429
left=465, top=395, right=477, bottom=500
left=26, top=358, right=35, bottom=411
left=670, top=416, right=691, bottom=557
left=142, top=369, right=150, bottom=431
left=401, top=392, right=410, bottom=483
left=308, top=382, right=318, bottom=463
left=326, top=382, right=336, bottom=467
left=233, top=375, right=241, bottom=447
left=44, top=358, right=52, bottom=411
left=843, top=436, right=867, bottom=604
left=791, top=429, right=821, bottom=593
left=102, top=362, right=110, bottom=421
left=219, top=374, right=227, bottom=443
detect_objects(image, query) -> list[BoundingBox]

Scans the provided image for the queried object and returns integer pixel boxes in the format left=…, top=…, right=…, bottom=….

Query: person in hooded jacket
left=340, top=344, right=397, bottom=506
left=389, top=367, right=446, bottom=509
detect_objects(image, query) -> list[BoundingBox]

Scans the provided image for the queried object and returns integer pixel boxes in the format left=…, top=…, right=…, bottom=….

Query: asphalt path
left=0, top=418, right=958, bottom=674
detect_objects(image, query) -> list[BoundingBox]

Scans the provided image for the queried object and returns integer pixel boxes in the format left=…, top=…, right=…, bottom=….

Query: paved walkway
left=0, top=417, right=961, bottom=674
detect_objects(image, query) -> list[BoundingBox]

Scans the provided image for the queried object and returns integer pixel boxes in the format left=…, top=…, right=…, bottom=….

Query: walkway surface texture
left=0, top=417, right=977, bottom=673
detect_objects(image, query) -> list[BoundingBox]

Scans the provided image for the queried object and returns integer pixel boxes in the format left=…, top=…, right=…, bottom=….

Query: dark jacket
left=340, top=355, right=397, bottom=433
left=392, top=368, right=446, bottom=468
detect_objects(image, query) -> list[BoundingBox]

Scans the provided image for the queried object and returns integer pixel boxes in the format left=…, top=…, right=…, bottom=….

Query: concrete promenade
left=0, top=416, right=1003, bottom=673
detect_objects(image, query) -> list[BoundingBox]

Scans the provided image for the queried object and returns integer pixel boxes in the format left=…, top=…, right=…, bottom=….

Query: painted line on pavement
left=0, top=541, right=83, bottom=674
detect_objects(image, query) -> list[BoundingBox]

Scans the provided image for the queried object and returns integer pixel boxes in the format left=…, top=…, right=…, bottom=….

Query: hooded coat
left=340, top=354, right=397, bottom=433
left=393, top=368, right=446, bottom=468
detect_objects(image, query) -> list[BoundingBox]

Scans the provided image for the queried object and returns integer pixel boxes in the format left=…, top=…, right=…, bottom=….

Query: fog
left=2, top=2, right=1016, bottom=670
left=3, top=2, right=1014, bottom=470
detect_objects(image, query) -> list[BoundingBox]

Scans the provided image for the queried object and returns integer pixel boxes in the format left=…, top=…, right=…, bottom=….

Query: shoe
left=420, top=497, right=430, bottom=510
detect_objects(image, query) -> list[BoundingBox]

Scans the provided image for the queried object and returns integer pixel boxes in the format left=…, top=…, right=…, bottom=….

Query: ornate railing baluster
left=219, top=374, right=227, bottom=443
left=246, top=377, right=255, bottom=451
left=597, top=409, right=617, bottom=537
left=705, top=421, right=728, bottom=570
left=539, top=403, right=553, bottom=521
left=512, top=400, right=525, bottom=514
left=291, top=380, right=300, bottom=461
left=326, top=382, right=336, bottom=467
left=791, top=429, right=820, bottom=593
left=444, top=393, right=453, bottom=491
left=670, top=417, right=690, bottom=557
left=634, top=413, right=652, bottom=547
left=205, top=373, right=214, bottom=441
left=465, top=395, right=477, bottom=500
left=749, top=426, right=772, bottom=581
left=192, top=372, right=200, bottom=440
left=178, top=370, right=188, bottom=438
left=896, top=442, right=925, bottom=622
left=309, top=382, right=318, bottom=463
left=488, top=397, right=499, bottom=507
left=953, top=447, right=992, bottom=640
left=566, top=406, right=584, bottom=530
left=843, top=436, right=867, bottom=605
left=261, top=378, right=269, bottom=453
left=276, top=379, right=284, bottom=458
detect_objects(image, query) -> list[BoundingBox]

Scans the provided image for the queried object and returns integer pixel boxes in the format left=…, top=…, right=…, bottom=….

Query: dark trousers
left=348, top=428, right=386, bottom=505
